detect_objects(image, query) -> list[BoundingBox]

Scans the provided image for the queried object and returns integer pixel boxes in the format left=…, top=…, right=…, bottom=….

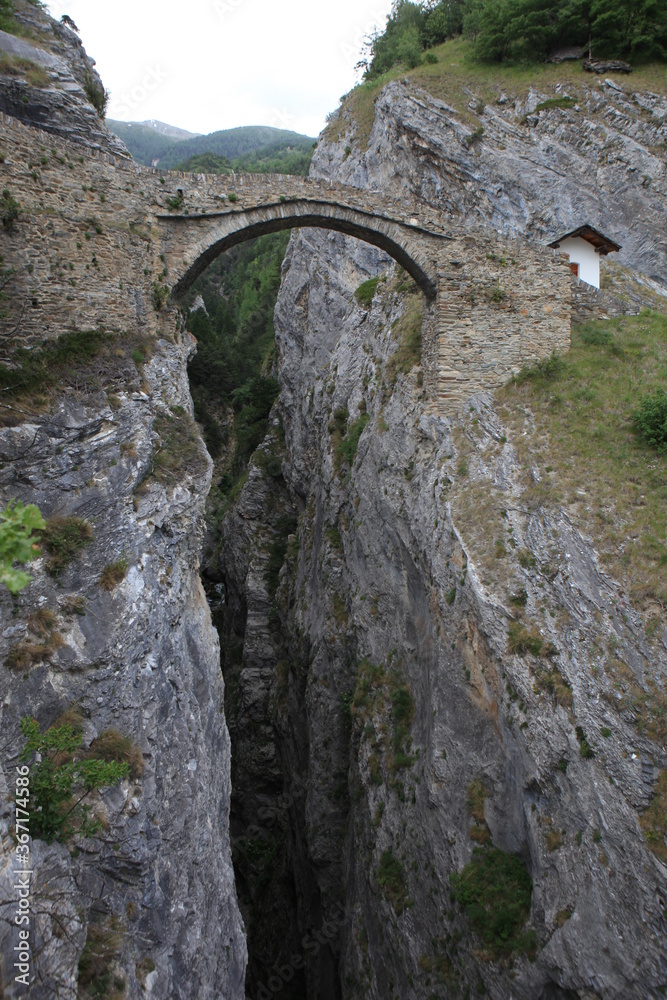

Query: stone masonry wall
left=1, top=111, right=571, bottom=412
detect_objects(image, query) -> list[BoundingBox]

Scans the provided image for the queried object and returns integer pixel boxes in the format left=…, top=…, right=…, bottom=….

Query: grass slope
left=499, top=311, right=667, bottom=611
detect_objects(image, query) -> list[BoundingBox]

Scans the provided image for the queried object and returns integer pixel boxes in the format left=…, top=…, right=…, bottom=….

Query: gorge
left=0, top=3, right=666, bottom=999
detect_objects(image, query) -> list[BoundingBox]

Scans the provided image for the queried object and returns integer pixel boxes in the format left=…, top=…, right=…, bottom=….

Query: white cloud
left=46, top=0, right=393, bottom=137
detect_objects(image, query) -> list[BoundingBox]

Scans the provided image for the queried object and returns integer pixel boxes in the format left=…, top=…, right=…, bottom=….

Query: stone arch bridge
left=0, top=112, right=571, bottom=410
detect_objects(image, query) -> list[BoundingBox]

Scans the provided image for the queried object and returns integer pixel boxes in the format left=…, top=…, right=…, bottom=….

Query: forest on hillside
left=362, top=0, right=667, bottom=76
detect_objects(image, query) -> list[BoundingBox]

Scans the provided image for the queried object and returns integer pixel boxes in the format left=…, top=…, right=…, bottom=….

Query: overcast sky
left=44, top=0, right=394, bottom=138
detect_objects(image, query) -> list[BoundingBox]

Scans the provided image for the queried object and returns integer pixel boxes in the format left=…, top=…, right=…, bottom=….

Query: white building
left=548, top=224, right=621, bottom=289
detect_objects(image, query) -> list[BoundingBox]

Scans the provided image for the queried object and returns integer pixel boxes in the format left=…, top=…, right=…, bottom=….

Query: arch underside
left=169, top=209, right=439, bottom=300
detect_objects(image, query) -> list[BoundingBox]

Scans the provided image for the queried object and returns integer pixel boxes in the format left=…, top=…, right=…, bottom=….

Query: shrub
left=391, top=684, right=415, bottom=770
left=227, top=192, right=238, bottom=203
left=0, top=501, right=45, bottom=593
left=534, top=667, right=573, bottom=707
left=514, top=352, right=566, bottom=386
left=377, top=848, right=409, bottom=914
left=82, top=71, right=109, bottom=118
left=633, top=389, right=667, bottom=452
left=518, top=549, right=537, bottom=569
left=450, top=847, right=533, bottom=958
left=508, top=622, right=545, bottom=656
left=5, top=635, right=64, bottom=671
left=99, top=554, right=128, bottom=591
left=335, top=412, right=369, bottom=471
left=87, top=728, right=144, bottom=779
left=165, top=190, right=184, bottom=211
left=639, top=769, right=667, bottom=862
left=78, top=918, right=124, bottom=997
left=1, top=188, right=21, bottom=230
left=19, top=718, right=129, bottom=842
left=152, top=281, right=168, bottom=310
left=424, top=51, right=438, bottom=63
left=576, top=725, right=595, bottom=759
left=354, top=276, right=380, bottom=308
left=150, top=410, right=204, bottom=483
left=39, top=515, right=93, bottom=575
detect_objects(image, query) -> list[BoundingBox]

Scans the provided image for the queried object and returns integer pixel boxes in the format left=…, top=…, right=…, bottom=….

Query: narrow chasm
left=184, top=232, right=324, bottom=1000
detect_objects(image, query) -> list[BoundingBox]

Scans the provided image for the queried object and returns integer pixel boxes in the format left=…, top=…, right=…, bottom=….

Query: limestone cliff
left=0, top=8, right=245, bottom=999
left=218, top=73, right=667, bottom=1000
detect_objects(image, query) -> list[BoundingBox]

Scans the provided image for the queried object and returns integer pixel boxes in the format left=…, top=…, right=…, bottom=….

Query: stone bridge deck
left=0, top=112, right=571, bottom=410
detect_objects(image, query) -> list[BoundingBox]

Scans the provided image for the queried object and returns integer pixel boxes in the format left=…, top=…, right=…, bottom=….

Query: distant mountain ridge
left=107, top=121, right=315, bottom=170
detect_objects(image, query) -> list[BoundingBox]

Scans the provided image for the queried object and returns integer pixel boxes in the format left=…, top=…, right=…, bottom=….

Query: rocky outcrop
left=0, top=1, right=128, bottom=155
left=317, top=77, right=667, bottom=292
left=0, top=332, right=247, bottom=998
left=219, top=74, right=667, bottom=1000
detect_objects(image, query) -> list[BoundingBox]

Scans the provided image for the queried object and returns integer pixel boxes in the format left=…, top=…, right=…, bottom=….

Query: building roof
left=548, top=224, right=621, bottom=255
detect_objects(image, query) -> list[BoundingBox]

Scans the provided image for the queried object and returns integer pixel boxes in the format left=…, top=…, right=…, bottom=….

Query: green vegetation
left=354, top=276, right=380, bottom=307
left=87, top=728, right=144, bottom=779
left=386, top=280, right=422, bottom=384
left=40, top=515, right=93, bottom=576
left=508, top=621, right=556, bottom=657
left=0, top=53, right=49, bottom=88
left=467, top=779, right=492, bottom=844
left=331, top=409, right=370, bottom=473
left=499, top=312, right=667, bottom=608
left=78, top=917, right=125, bottom=999
left=533, top=665, right=573, bottom=707
left=82, top=71, right=109, bottom=119
left=377, top=848, right=410, bottom=913
left=187, top=231, right=287, bottom=477
left=266, top=514, right=298, bottom=598
left=154, top=125, right=315, bottom=172
left=5, top=608, right=64, bottom=671
left=391, top=683, right=416, bottom=769
left=361, top=0, right=666, bottom=79
left=1, top=188, right=20, bottom=230
left=639, top=769, right=667, bottom=862
left=19, top=717, right=130, bottom=843
left=0, top=501, right=45, bottom=593
left=0, top=329, right=154, bottom=415
left=175, top=139, right=314, bottom=177
left=450, top=847, right=534, bottom=958
left=331, top=30, right=666, bottom=152
left=352, top=658, right=416, bottom=775
left=0, top=0, right=15, bottom=32
left=633, top=388, right=667, bottom=452
left=150, top=410, right=206, bottom=484
left=576, top=725, right=595, bottom=758
left=165, top=190, right=184, bottom=212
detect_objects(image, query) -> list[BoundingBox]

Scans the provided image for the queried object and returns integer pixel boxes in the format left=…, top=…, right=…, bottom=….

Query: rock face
left=316, top=78, right=667, bottom=292
left=218, top=75, right=667, bottom=1000
left=0, top=7, right=245, bottom=999
left=0, top=0, right=128, bottom=156
left=0, top=335, right=246, bottom=999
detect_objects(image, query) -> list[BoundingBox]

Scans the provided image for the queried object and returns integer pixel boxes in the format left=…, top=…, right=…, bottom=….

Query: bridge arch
left=160, top=198, right=442, bottom=301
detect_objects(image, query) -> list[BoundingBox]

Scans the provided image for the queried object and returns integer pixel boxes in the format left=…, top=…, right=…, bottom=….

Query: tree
left=19, top=718, right=130, bottom=843
left=0, top=501, right=45, bottom=593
